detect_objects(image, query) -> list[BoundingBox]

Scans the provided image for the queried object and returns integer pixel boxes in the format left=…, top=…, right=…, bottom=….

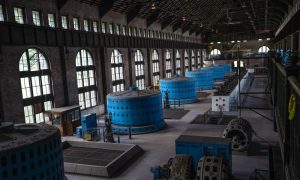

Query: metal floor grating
left=63, top=147, right=124, bottom=166
left=163, top=109, right=190, bottom=119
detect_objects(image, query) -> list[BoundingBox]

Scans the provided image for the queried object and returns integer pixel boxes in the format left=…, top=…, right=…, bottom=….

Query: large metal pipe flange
left=223, top=118, right=253, bottom=151
left=196, top=156, right=229, bottom=180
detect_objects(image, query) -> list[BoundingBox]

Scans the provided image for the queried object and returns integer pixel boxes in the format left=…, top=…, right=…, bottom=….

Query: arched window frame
left=76, top=49, right=97, bottom=110
left=152, top=50, right=160, bottom=85
left=19, top=48, right=53, bottom=124
left=134, top=49, right=145, bottom=90
left=165, top=49, right=172, bottom=78
left=184, top=50, right=189, bottom=73
left=210, top=49, right=221, bottom=56
left=176, top=50, right=181, bottom=75
left=111, top=49, right=125, bottom=92
left=258, top=46, right=270, bottom=53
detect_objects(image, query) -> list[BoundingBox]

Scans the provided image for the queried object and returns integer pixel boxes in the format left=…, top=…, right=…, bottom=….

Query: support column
left=59, top=46, right=69, bottom=106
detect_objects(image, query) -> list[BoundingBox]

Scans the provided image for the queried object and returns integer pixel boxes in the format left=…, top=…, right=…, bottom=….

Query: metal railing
left=268, top=56, right=300, bottom=180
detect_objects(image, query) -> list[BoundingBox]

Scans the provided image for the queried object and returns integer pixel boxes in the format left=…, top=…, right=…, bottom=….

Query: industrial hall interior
left=0, top=0, right=300, bottom=179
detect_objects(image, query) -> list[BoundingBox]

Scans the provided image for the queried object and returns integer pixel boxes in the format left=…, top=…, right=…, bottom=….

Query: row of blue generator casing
left=185, top=70, right=214, bottom=90
left=160, top=77, right=198, bottom=104
left=201, top=66, right=225, bottom=80
left=214, top=64, right=231, bottom=75
left=106, top=89, right=165, bottom=134
left=175, top=135, right=232, bottom=174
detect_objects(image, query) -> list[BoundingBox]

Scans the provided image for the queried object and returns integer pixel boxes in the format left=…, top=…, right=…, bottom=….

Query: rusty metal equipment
left=169, top=155, right=193, bottom=180
left=196, top=156, right=229, bottom=180
left=223, top=118, right=253, bottom=151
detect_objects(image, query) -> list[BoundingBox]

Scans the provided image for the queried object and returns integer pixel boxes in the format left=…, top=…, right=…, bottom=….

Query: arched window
left=135, top=50, right=145, bottom=90
left=111, top=49, right=124, bottom=92
left=197, top=50, right=201, bottom=67
left=165, top=49, right=172, bottom=78
left=258, top=46, right=270, bottom=53
left=76, top=49, right=97, bottom=110
left=19, top=48, right=53, bottom=124
left=191, top=50, right=196, bottom=70
left=184, top=50, right=189, bottom=73
left=210, top=49, right=221, bottom=56
left=152, top=50, right=160, bottom=85
left=176, top=50, right=181, bottom=75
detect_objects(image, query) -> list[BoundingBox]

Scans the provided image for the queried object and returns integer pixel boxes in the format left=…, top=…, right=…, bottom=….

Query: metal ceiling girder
left=99, top=0, right=117, bottom=18
left=146, top=11, right=160, bottom=27
left=127, top=4, right=144, bottom=24
left=57, top=0, right=69, bottom=10
left=172, top=21, right=181, bottom=32
left=161, top=17, right=173, bottom=30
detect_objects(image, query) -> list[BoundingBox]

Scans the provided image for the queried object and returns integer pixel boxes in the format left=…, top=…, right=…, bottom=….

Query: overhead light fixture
left=151, top=3, right=156, bottom=10
left=210, top=42, right=214, bottom=44
left=267, top=38, right=271, bottom=41
left=231, top=40, right=235, bottom=43
left=237, top=40, right=241, bottom=43
left=243, top=40, right=247, bottom=42
left=182, top=16, right=187, bottom=21
left=217, top=42, right=221, bottom=44
left=258, top=38, right=262, bottom=41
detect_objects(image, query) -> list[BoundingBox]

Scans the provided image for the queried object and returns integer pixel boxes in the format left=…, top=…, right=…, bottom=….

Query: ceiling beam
left=182, top=23, right=191, bottom=34
left=57, top=0, right=69, bottom=10
left=146, top=11, right=160, bottom=27
left=189, top=26, right=197, bottom=35
left=172, top=21, right=181, bottom=32
left=99, top=0, right=116, bottom=18
left=127, top=4, right=144, bottom=24
left=161, top=17, right=173, bottom=30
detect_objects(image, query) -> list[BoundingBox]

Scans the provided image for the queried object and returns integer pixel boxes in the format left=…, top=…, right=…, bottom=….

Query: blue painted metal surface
left=107, top=87, right=165, bottom=134
left=185, top=70, right=214, bottom=90
left=201, top=66, right=225, bottom=80
left=217, top=64, right=231, bottom=74
left=175, top=135, right=232, bottom=173
left=0, top=124, right=64, bottom=180
left=81, top=113, right=97, bottom=130
left=76, top=126, right=83, bottom=138
left=160, top=76, right=198, bottom=104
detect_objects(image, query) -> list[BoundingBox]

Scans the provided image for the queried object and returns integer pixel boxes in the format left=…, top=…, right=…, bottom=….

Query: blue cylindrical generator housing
left=0, top=123, right=64, bottom=180
left=185, top=70, right=214, bottom=90
left=160, top=76, right=198, bottom=104
left=201, top=66, right=224, bottom=80
left=107, top=88, right=165, bottom=134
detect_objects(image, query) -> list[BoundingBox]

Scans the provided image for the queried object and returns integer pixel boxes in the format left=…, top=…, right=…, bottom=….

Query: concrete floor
left=66, top=75, right=279, bottom=180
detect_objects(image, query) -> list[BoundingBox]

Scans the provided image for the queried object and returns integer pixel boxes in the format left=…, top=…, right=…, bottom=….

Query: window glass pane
left=85, top=92, right=91, bottom=108
left=0, top=5, right=4, bottom=21
left=32, top=10, right=41, bottom=26
left=48, top=13, right=55, bottom=27
left=31, top=76, right=41, bottom=97
left=73, top=18, right=79, bottom=30
left=14, top=7, right=24, bottom=24
left=61, top=16, right=68, bottom=29
left=19, top=53, right=28, bottom=71
left=84, top=19, right=89, bottom=31
left=24, top=105, right=34, bottom=124
left=93, top=21, right=98, bottom=32
left=35, top=113, right=44, bottom=123
left=20, top=77, right=31, bottom=99
left=101, top=22, right=106, bottom=33
left=41, top=75, right=51, bottom=95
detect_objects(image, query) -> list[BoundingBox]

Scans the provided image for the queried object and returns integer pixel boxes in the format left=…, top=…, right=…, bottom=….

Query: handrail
left=276, top=62, right=287, bottom=77
left=288, top=76, right=300, bottom=97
